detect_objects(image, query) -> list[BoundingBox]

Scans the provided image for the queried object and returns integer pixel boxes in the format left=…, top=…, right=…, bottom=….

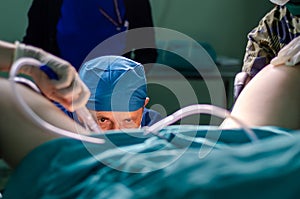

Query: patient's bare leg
left=222, top=64, right=300, bottom=129
left=0, top=79, right=88, bottom=168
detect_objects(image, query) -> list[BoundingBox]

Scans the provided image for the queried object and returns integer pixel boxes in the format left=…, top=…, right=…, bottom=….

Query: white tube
left=144, top=104, right=259, bottom=142
left=76, top=106, right=102, bottom=133
left=9, top=58, right=104, bottom=144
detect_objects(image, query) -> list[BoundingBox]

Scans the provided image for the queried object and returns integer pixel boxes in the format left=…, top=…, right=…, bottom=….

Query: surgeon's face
left=89, top=107, right=144, bottom=131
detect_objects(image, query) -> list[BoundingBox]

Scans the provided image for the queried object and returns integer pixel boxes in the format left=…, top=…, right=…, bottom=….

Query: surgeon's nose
left=113, top=123, right=121, bottom=130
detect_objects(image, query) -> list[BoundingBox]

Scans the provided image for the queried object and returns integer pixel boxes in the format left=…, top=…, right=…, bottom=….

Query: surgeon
left=234, top=0, right=300, bottom=100
left=78, top=55, right=162, bottom=131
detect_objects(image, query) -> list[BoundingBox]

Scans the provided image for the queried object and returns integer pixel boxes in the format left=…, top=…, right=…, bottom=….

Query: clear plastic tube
left=39, top=62, right=102, bottom=134
left=76, top=107, right=102, bottom=133
left=9, top=57, right=104, bottom=144
left=144, top=104, right=259, bottom=142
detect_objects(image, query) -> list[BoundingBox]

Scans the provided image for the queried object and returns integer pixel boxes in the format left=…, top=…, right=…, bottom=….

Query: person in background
left=78, top=55, right=163, bottom=131
left=234, top=0, right=300, bottom=100
left=23, top=0, right=158, bottom=72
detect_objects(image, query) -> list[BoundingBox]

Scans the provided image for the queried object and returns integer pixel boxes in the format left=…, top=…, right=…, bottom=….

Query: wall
left=0, top=0, right=32, bottom=42
left=0, top=1, right=274, bottom=124
left=150, top=0, right=273, bottom=61
left=0, top=0, right=273, bottom=61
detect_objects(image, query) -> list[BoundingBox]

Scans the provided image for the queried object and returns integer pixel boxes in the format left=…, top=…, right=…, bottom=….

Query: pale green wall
left=150, top=0, right=273, bottom=61
left=0, top=0, right=273, bottom=61
left=0, top=0, right=33, bottom=42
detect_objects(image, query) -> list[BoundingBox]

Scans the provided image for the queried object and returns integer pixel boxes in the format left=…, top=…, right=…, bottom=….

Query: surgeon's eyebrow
left=95, top=114, right=111, bottom=121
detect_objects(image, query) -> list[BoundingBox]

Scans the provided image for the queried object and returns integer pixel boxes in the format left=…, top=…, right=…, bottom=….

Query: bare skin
left=87, top=98, right=149, bottom=131
left=0, top=63, right=299, bottom=168
left=0, top=79, right=90, bottom=168
left=222, top=63, right=300, bottom=129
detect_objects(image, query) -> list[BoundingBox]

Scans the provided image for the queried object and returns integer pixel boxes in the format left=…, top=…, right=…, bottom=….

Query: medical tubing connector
left=9, top=57, right=105, bottom=144
left=144, top=104, right=259, bottom=142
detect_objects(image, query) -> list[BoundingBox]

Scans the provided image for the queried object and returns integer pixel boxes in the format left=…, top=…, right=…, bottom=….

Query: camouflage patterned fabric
left=242, top=5, right=300, bottom=77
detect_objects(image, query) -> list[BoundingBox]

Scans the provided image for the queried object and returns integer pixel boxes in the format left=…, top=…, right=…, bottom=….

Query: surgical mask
left=286, top=0, right=300, bottom=16
left=269, top=0, right=290, bottom=6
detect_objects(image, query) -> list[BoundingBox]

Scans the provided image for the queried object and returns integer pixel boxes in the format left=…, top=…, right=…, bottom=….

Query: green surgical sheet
left=3, top=125, right=300, bottom=199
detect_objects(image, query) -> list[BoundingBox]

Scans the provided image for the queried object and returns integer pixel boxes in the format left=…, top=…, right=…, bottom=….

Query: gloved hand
left=14, top=42, right=90, bottom=111
left=233, top=72, right=250, bottom=101
left=271, top=36, right=300, bottom=66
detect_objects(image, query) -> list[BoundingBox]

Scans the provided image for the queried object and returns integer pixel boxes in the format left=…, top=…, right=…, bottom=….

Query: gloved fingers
left=40, top=64, right=90, bottom=111
left=286, top=51, right=300, bottom=66
left=53, top=75, right=83, bottom=100
left=270, top=56, right=286, bottom=66
left=283, top=36, right=300, bottom=52
left=46, top=58, right=75, bottom=90
left=270, top=46, right=291, bottom=65
left=30, top=72, right=73, bottom=109
left=271, top=36, right=300, bottom=66
left=69, top=76, right=91, bottom=111
left=233, top=72, right=250, bottom=101
left=278, top=40, right=300, bottom=59
left=14, top=42, right=91, bottom=111
left=271, top=46, right=300, bottom=66
left=49, top=75, right=90, bottom=112
left=234, top=72, right=249, bottom=86
left=15, top=42, right=77, bottom=90
left=29, top=66, right=90, bottom=111
left=270, top=48, right=297, bottom=66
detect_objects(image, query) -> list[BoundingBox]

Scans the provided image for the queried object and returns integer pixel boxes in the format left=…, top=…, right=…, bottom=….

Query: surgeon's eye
left=97, top=117, right=113, bottom=130
left=124, top=118, right=132, bottom=123
left=97, top=117, right=111, bottom=124
left=120, top=118, right=136, bottom=128
left=99, top=118, right=108, bottom=123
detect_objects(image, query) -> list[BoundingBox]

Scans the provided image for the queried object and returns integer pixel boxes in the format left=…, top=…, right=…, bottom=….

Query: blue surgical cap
left=79, top=56, right=147, bottom=112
